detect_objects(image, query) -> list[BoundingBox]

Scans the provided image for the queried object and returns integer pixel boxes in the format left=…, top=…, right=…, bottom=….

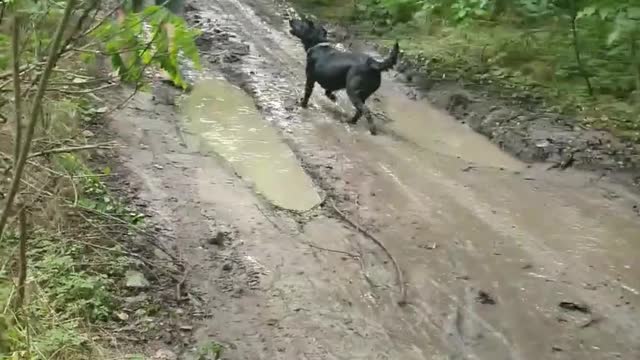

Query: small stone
left=125, top=270, right=150, bottom=289
left=222, top=263, right=233, bottom=271
left=116, top=312, right=129, bottom=321
left=124, top=293, right=149, bottom=305
left=476, top=290, right=497, bottom=305
left=152, top=349, right=178, bottom=360
left=82, top=129, right=95, bottom=138
left=208, top=230, right=230, bottom=246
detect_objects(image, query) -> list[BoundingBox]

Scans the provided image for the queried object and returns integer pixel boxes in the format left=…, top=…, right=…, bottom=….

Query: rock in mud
left=558, top=301, right=590, bottom=314
left=208, top=228, right=232, bottom=246
left=125, top=270, right=150, bottom=289
left=152, top=85, right=177, bottom=106
left=476, top=290, right=497, bottom=305
left=151, top=349, right=178, bottom=360
left=124, top=293, right=149, bottom=306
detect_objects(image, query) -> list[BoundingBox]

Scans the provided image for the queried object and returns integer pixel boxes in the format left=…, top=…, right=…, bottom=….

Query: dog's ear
left=320, top=27, right=328, bottom=39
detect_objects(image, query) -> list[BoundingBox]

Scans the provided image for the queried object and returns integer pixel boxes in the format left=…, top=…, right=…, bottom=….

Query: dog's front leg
left=300, top=76, right=315, bottom=108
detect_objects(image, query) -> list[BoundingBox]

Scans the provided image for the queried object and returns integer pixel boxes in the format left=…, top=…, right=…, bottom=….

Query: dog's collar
left=307, top=42, right=332, bottom=53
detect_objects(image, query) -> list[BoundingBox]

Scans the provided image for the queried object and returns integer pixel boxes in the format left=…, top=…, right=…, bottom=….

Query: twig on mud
left=355, top=244, right=378, bottom=290
left=176, top=265, right=191, bottom=301
left=46, top=82, right=117, bottom=94
left=254, top=204, right=284, bottom=231
left=48, top=77, right=113, bottom=86
left=67, top=169, right=79, bottom=207
left=27, top=143, right=115, bottom=159
left=329, top=199, right=408, bottom=306
left=254, top=203, right=358, bottom=258
left=306, top=242, right=360, bottom=259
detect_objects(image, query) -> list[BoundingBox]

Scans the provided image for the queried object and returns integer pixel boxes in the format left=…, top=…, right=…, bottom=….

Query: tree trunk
left=632, top=34, right=640, bottom=103
left=491, top=0, right=507, bottom=20
left=11, top=15, right=22, bottom=161
left=569, top=1, right=593, bottom=96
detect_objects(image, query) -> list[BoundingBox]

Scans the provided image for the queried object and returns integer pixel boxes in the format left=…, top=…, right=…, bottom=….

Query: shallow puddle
left=183, top=78, right=321, bottom=211
left=378, top=84, right=523, bottom=171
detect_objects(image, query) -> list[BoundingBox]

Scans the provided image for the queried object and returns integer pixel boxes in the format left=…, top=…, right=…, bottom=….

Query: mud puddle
left=182, top=78, right=321, bottom=211
left=377, top=83, right=523, bottom=171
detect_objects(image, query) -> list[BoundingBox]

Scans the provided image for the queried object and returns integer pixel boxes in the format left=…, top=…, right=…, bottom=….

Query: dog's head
left=289, top=17, right=328, bottom=50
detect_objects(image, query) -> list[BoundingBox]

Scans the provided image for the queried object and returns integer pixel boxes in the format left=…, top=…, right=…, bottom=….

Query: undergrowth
left=0, top=129, right=144, bottom=358
left=0, top=0, right=201, bottom=358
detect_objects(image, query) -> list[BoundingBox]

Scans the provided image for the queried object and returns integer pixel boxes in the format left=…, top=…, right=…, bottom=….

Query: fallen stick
left=329, top=199, right=407, bottom=306
left=27, top=143, right=115, bottom=159
left=255, top=204, right=360, bottom=259
left=306, top=242, right=360, bottom=259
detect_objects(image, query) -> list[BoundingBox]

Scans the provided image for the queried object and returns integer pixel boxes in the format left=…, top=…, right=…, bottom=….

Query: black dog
left=289, top=18, right=399, bottom=135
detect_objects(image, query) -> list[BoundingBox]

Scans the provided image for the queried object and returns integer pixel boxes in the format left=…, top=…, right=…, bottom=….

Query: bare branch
left=329, top=199, right=408, bottom=306
left=46, top=82, right=118, bottom=94
left=27, top=143, right=115, bottom=159
left=12, top=13, right=23, bottom=161
left=0, top=0, right=79, bottom=241
left=14, top=207, right=28, bottom=319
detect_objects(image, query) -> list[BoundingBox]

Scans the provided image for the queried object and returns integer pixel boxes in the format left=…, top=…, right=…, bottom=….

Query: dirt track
left=108, top=0, right=640, bottom=358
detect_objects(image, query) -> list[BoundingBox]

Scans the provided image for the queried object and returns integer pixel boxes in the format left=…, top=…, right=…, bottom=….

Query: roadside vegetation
left=291, top=0, right=640, bottom=141
left=0, top=0, right=199, bottom=358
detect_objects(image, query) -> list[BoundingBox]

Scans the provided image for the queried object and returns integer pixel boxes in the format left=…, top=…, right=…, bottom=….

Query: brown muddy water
left=182, top=78, right=321, bottom=211
left=378, top=83, right=523, bottom=171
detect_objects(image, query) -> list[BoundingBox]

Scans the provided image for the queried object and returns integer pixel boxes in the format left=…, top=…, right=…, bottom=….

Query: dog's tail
left=368, top=41, right=400, bottom=72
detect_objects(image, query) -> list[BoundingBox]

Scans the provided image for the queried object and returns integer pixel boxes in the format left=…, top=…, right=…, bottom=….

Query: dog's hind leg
left=346, top=88, right=363, bottom=124
left=346, top=88, right=376, bottom=135
left=301, top=76, right=315, bottom=108
left=325, top=90, right=337, bottom=102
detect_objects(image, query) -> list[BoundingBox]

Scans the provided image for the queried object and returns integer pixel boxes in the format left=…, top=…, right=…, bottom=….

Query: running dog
left=289, top=17, right=399, bottom=135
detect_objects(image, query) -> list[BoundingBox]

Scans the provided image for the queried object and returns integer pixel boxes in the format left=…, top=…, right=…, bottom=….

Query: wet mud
left=371, top=40, right=640, bottom=191
left=104, top=0, right=640, bottom=359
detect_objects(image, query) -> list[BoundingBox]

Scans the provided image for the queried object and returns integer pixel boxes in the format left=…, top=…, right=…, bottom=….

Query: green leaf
left=577, top=6, right=597, bottom=19
left=628, top=7, right=640, bottom=19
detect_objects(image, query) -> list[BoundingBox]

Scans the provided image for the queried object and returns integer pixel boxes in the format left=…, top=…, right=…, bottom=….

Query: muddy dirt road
left=108, top=0, right=640, bottom=358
